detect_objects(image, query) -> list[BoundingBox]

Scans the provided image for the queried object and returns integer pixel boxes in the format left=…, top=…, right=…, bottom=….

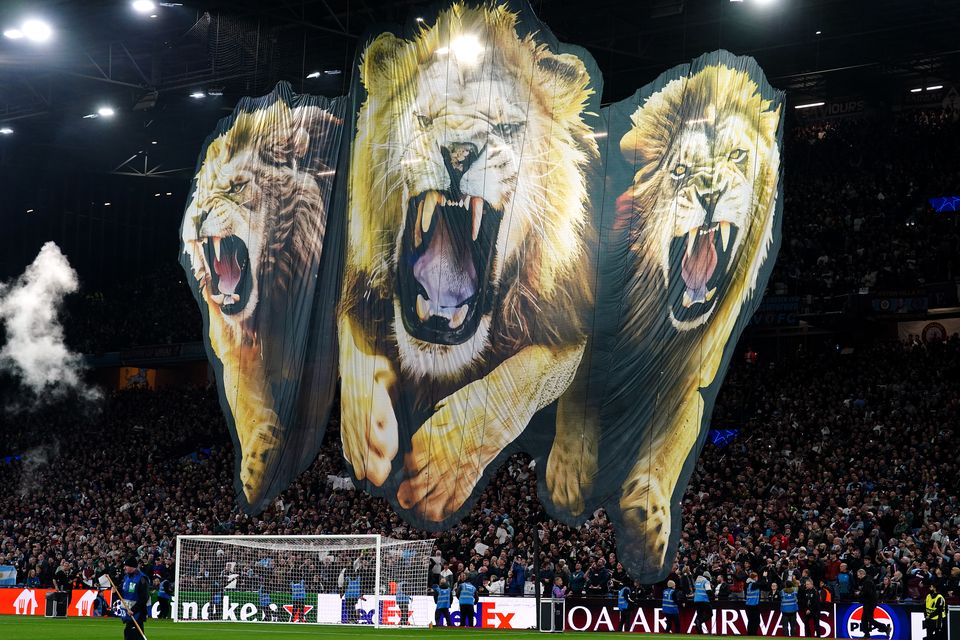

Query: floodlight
left=189, top=91, right=205, bottom=99
left=0, top=127, right=13, bottom=135
left=927, top=85, right=943, bottom=91
left=132, top=0, right=157, bottom=13
left=794, top=102, right=825, bottom=110
left=306, top=71, right=321, bottom=79
left=21, top=19, right=52, bottom=42
left=3, top=28, right=24, bottom=39
left=97, top=106, right=116, bottom=117
left=910, top=88, right=922, bottom=93
left=449, top=35, right=483, bottom=65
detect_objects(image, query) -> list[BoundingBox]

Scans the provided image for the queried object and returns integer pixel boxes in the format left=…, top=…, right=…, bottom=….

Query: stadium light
left=927, top=85, right=943, bottom=91
left=189, top=91, right=205, bottom=99
left=449, top=35, right=483, bottom=65
left=306, top=71, right=321, bottom=79
left=910, top=88, right=922, bottom=93
left=815, top=30, right=822, bottom=35
left=97, top=106, right=116, bottom=117
left=0, top=127, right=13, bottom=135
left=794, top=101, right=825, bottom=110
left=324, top=69, right=341, bottom=76
left=3, top=28, right=24, bottom=39
left=104, top=202, right=112, bottom=206
left=21, top=19, right=53, bottom=42
left=132, top=0, right=156, bottom=13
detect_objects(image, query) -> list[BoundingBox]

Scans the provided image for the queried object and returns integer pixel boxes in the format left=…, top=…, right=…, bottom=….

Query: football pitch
left=0, top=617, right=717, bottom=639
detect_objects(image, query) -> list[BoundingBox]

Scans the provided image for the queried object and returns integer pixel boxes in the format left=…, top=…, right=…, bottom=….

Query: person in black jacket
left=799, top=578, right=821, bottom=638
left=118, top=558, right=150, bottom=640
left=856, top=569, right=891, bottom=640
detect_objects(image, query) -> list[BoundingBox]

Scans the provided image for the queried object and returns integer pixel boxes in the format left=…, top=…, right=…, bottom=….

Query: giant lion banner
left=180, top=0, right=783, bottom=582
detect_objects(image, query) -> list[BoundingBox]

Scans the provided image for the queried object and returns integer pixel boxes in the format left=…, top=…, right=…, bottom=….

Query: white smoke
left=18, top=441, right=61, bottom=497
left=0, top=242, right=100, bottom=403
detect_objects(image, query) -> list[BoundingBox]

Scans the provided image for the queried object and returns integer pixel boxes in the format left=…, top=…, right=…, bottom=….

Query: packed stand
left=1, top=336, right=958, bottom=606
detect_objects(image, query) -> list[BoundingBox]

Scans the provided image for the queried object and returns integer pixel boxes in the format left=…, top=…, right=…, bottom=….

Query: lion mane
left=181, top=95, right=339, bottom=506
left=619, top=62, right=781, bottom=355
left=342, top=2, right=597, bottom=388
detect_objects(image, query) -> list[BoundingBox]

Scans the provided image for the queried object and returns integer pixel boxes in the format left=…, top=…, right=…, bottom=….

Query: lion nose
left=696, top=189, right=724, bottom=220
left=441, top=142, right=479, bottom=197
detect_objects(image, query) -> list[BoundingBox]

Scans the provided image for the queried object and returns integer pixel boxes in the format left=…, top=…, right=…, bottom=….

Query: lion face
left=350, top=3, right=595, bottom=380
left=620, top=65, right=781, bottom=331
left=182, top=101, right=328, bottom=336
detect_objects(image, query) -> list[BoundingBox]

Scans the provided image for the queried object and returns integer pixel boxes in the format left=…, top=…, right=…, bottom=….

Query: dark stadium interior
left=1, top=0, right=960, bottom=633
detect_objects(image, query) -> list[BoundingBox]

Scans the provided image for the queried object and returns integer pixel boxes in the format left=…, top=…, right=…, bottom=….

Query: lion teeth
left=422, top=191, right=440, bottom=235
left=213, top=236, right=222, bottom=261
left=211, top=293, right=225, bottom=305
left=471, top=197, right=484, bottom=241
left=450, top=304, right=468, bottom=329
left=719, top=222, right=731, bottom=251
left=686, top=230, right=697, bottom=258
left=682, top=290, right=693, bottom=308
left=414, top=200, right=424, bottom=249
left=705, top=287, right=717, bottom=302
left=416, top=294, right=430, bottom=322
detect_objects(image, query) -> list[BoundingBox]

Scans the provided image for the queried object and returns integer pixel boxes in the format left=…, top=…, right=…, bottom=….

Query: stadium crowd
left=1, top=108, right=959, bottom=612
left=1, top=335, right=958, bottom=604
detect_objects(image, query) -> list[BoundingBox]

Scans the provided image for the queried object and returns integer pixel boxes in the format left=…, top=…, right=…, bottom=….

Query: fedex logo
left=445, top=602, right=519, bottom=629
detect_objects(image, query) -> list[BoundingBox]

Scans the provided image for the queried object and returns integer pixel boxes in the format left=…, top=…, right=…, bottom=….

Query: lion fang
left=470, top=196, right=484, bottom=241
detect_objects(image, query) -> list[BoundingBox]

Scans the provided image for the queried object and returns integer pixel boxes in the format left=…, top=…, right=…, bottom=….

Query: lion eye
left=671, top=164, right=688, bottom=179
left=492, top=122, right=523, bottom=139
left=728, top=149, right=747, bottom=162
left=227, top=181, right=247, bottom=195
left=416, top=114, right=432, bottom=128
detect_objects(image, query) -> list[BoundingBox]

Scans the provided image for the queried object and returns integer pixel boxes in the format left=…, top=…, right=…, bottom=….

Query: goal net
left=174, top=535, right=435, bottom=627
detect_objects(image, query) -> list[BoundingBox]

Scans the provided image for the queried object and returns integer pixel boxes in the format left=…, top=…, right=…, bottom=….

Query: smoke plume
left=0, top=242, right=100, bottom=403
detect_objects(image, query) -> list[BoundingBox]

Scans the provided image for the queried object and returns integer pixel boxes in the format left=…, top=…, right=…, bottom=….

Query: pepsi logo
left=846, top=605, right=894, bottom=638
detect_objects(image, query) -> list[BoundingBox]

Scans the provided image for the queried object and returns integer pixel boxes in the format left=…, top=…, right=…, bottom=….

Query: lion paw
left=546, top=435, right=596, bottom=517
left=341, top=378, right=398, bottom=487
left=396, top=394, right=496, bottom=523
left=239, top=423, right=283, bottom=505
left=618, top=477, right=672, bottom=578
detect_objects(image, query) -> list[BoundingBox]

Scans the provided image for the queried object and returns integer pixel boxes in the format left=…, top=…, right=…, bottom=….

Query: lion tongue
left=214, top=247, right=242, bottom=296
left=412, top=213, right=477, bottom=318
left=680, top=229, right=717, bottom=303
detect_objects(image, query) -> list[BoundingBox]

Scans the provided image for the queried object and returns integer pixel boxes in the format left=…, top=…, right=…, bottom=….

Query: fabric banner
left=0, top=567, right=16, bottom=587
left=898, top=318, right=960, bottom=343
left=181, top=0, right=784, bottom=582
left=179, top=83, right=347, bottom=512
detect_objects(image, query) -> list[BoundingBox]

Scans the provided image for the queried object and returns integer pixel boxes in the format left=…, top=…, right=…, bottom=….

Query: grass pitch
left=0, top=617, right=718, bottom=639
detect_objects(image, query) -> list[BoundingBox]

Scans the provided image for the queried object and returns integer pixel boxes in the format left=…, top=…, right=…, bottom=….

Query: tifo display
left=180, top=0, right=784, bottom=582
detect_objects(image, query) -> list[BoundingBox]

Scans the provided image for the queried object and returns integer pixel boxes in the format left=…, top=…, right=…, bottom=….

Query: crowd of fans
left=776, top=109, right=960, bottom=299
left=1, top=108, right=959, bottom=614
left=1, top=335, right=958, bottom=605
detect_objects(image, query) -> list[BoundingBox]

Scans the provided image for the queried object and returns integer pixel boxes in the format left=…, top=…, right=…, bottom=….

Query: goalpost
left=174, top=534, right=435, bottom=628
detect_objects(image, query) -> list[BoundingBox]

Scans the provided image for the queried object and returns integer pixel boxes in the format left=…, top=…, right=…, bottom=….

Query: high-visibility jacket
left=662, top=588, right=679, bottom=614
left=780, top=589, right=798, bottom=613
left=694, top=577, right=711, bottom=602
left=925, top=593, right=945, bottom=620
left=745, top=582, right=760, bottom=606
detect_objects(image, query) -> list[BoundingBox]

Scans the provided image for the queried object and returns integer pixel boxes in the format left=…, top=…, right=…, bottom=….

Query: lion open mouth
left=669, top=221, right=739, bottom=322
left=398, top=190, right=502, bottom=345
left=203, top=235, right=252, bottom=315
